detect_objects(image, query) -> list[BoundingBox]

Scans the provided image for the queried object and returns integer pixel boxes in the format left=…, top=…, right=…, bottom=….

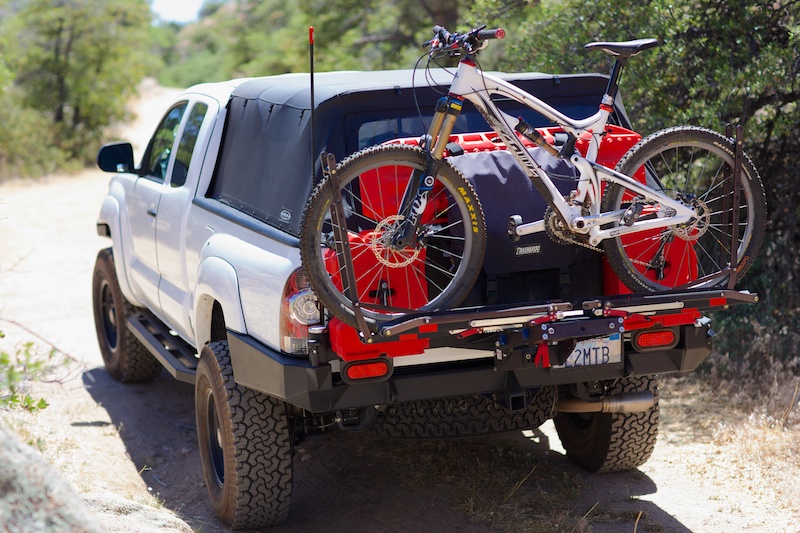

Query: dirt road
left=1, top=84, right=798, bottom=533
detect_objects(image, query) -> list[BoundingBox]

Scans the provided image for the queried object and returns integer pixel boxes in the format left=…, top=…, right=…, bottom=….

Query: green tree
left=152, top=0, right=467, bottom=87
left=9, top=0, right=152, bottom=163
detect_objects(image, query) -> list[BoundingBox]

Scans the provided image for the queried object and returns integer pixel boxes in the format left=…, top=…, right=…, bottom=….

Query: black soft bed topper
left=207, top=69, right=632, bottom=238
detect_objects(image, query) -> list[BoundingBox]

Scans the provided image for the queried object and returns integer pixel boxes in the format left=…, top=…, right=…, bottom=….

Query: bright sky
left=151, top=0, right=204, bottom=23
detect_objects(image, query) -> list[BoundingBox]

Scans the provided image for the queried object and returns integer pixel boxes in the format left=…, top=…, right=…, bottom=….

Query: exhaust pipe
left=558, top=391, right=655, bottom=414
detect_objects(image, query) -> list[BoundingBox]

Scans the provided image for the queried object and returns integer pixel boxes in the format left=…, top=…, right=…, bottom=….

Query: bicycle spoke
left=425, top=242, right=463, bottom=260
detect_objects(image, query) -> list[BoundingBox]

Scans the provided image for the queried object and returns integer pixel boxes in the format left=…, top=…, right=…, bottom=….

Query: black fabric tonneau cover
left=207, top=69, right=630, bottom=237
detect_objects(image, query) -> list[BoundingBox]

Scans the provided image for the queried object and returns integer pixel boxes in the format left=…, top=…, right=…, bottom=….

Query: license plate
left=555, top=333, right=622, bottom=368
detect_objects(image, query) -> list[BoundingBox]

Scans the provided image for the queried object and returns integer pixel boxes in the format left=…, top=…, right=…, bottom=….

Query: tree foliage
left=0, top=0, right=151, bottom=177
left=152, top=0, right=463, bottom=86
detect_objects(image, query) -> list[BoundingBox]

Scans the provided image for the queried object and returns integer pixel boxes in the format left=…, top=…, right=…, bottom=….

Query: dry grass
left=356, top=435, right=595, bottom=532
left=359, top=365, right=800, bottom=532
left=660, top=367, right=800, bottom=523
left=356, top=432, right=671, bottom=533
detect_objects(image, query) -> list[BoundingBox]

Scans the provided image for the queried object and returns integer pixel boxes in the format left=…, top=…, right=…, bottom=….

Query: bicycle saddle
left=584, top=38, right=659, bottom=57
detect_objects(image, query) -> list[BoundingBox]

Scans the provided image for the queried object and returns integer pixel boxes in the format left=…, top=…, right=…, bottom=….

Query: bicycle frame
left=421, top=58, right=697, bottom=247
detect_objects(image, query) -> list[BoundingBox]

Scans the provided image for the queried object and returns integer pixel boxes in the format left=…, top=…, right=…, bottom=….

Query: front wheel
left=300, top=144, right=486, bottom=328
left=92, top=248, right=162, bottom=383
left=602, top=126, right=766, bottom=293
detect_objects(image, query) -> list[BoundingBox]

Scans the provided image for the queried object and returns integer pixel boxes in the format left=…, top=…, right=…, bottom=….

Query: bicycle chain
left=544, top=203, right=658, bottom=269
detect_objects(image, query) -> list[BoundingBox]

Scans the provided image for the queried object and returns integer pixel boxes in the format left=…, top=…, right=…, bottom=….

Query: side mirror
left=97, top=142, right=134, bottom=173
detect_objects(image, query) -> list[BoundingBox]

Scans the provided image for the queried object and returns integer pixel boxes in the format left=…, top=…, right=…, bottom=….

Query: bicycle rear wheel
left=601, top=126, right=766, bottom=293
left=300, top=144, right=486, bottom=328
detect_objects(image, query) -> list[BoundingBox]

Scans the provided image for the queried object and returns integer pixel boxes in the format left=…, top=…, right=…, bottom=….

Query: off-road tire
left=92, top=247, right=162, bottom=383
left=370, top=386, right=556, bottom=438
left=554, top=375, right=659, bottom=473
left=195, top=341, right=292, bottom=529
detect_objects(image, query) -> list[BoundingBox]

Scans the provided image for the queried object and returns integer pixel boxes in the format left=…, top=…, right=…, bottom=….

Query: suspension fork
left=392, top=96, right=463, bottom=248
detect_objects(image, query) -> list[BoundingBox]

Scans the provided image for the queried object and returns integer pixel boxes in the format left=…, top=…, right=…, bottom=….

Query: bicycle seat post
left=604, top=56, right=628, bottom=102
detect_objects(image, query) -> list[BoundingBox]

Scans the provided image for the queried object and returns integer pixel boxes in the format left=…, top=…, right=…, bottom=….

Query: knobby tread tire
left=602, top=126, right=766, bottom=293
left=370, top=386, right=556, bottom=438
left=300, top=144, right=487, bottom=328
left=195, top=341, right=292, bottom=529
left=554, top=375, right=659, bottom=473
left=92, top=247, right=162, bottom=383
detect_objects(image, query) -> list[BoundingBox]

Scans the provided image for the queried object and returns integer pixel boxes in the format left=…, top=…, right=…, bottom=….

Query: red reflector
left=637, top=330, right=676, bottom=348
left=496, top=28, right=506, bottom=40
left=345, top=361, right=390, bottom=380
left=709, top=297, right=727, bottom=307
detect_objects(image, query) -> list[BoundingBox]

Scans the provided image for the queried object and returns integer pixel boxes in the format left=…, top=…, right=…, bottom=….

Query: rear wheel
left=554, top=376, right=659, bottom=473
left=195, top=341, right=292, bottom=529
left=602, top=126, right=766, bottom=292
left=300, top=144, right=486, bottom=328
left=91, top=248, right=161, bottom=383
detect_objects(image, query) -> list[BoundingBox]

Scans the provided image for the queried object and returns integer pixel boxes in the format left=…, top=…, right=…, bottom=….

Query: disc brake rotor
left=367, top=215, right=422, bottom=268
left=672, top=198, right=711, bottom=241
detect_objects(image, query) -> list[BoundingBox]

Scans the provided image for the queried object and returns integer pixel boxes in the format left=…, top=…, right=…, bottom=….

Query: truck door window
left=170, top=102, right=209, bottom=187
left=141, top=102, right=188, bottom=181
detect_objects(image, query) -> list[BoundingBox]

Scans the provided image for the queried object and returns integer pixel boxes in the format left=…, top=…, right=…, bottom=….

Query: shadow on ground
left=83, top=367, right=692, bottom=532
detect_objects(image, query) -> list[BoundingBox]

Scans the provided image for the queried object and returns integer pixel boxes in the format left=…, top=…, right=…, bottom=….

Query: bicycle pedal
left=622, top=203, right=644, bottom=226
left=508, top=215, right=522, bottom=242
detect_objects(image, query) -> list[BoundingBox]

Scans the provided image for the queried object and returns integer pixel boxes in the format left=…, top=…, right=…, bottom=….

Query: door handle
left=147, top=208, right=157, bottom=218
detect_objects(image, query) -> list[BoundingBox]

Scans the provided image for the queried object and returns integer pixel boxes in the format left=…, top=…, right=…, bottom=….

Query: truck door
left=155, top=98, right=217, bottom=340
left=127, top=102, right=187, bottom=312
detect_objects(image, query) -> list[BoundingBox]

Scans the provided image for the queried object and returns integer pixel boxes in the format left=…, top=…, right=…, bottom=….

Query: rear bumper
left=227, top=323, right=712, bottom=414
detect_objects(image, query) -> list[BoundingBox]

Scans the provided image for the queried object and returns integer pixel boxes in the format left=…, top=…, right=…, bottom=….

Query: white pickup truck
left=93, top=68, right=756, bottom=529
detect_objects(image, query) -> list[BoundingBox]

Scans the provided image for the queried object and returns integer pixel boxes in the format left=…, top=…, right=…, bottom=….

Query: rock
left=0, top=423, right=103, bottom=532
left=0, top=424, right=194, bottom=533
left=83, top=493, right=193, bottom=533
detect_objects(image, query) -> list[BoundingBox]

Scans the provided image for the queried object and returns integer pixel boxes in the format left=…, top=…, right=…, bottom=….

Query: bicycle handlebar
left=426, top=25, right=505, bottom=56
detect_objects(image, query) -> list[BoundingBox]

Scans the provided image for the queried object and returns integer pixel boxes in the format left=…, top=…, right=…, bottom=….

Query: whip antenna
left=309, top=26, right=317, bottom=184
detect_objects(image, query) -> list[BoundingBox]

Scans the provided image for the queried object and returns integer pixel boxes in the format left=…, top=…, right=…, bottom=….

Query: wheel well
left=211, top=301, right=227, bottom=343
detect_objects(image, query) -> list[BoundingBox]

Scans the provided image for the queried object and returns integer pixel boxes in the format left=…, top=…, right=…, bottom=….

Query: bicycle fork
left=392, top=97, right=462, bottom=248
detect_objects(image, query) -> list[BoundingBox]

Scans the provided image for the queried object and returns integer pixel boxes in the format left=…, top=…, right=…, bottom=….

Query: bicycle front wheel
left=300, top=144, right=486, bottom=328
left=601, top=126, right=766, bottom=293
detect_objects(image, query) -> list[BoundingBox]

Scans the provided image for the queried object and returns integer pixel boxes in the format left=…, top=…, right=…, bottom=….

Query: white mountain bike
left=300, top=25, right=766, bottom=329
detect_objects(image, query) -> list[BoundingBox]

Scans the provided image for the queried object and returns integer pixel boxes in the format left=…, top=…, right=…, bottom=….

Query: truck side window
left=141, top=102, right=188, bottom=181
left=171, top=102, right=209, bottom=187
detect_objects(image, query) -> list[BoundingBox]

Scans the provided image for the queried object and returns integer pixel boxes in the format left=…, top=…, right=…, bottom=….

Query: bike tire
left=300, top=144, right=486, bottom=328
left=601, top=126, right=766, bottom=293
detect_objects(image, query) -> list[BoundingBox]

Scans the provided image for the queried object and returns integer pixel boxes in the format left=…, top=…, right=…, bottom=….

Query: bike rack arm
left=321, top=152, right=374, bottom=341
left=726, top=123, right=743, bottom=290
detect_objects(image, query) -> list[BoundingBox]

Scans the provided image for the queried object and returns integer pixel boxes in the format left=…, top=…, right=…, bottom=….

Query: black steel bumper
left=227, top=323, right=713, bottom=414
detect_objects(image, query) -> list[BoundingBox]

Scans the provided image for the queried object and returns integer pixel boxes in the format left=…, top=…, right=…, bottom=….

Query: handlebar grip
left=432, top=25, right=453, bottom=43
left=477, top=28, right=506, bottom=40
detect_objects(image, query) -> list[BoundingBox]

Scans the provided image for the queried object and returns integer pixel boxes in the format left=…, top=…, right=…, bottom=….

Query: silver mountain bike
left=300, top=25, right=766, bottom=329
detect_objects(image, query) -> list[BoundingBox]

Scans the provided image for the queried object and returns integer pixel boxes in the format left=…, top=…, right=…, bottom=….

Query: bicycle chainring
left=544, top=204, right=591, bottom=248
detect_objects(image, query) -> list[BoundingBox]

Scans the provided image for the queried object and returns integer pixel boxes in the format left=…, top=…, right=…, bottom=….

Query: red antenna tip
left=309, top=26, right=314, bottom=45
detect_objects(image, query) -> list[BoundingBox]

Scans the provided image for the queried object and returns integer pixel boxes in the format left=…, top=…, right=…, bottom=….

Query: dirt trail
left=1, top=82, right=798, bottom=533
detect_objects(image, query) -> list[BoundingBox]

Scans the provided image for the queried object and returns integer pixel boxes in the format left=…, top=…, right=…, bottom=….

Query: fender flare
left=97, top=194, right=142, bottom=307
left=193, top=256, right=247, bottom=348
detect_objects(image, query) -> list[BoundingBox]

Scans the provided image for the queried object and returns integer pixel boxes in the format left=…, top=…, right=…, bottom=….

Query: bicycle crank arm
left=509, top=216, right=545, bottom=238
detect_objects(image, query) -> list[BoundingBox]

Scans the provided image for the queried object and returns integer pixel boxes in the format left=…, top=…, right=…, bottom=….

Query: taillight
left=632, top=328, right=678, bottom=351
left=341, top=358, right=392, bottom=384
left=280, top=268, right=320, bottom=355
